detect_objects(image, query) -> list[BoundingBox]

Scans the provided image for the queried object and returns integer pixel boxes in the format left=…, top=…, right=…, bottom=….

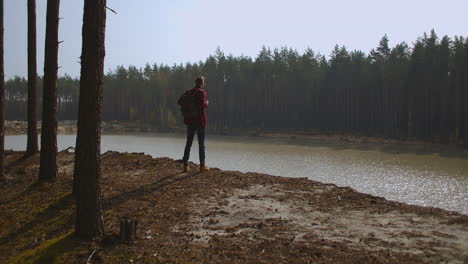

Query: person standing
left=177, top=76, right=209, bottom=172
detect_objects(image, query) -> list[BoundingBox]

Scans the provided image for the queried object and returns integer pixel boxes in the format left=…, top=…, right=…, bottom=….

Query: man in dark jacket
left=177, top=76, right=209, bottom=172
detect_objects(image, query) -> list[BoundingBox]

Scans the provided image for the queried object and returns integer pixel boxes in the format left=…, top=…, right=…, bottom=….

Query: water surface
left=5, top=134, right=468, bottom=214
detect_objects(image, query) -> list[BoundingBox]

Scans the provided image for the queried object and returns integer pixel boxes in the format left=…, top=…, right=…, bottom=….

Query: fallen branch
left=63, top=146, right=75, bottom=153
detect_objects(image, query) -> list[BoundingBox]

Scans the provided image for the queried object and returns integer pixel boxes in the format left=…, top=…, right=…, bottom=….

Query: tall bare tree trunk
left=39, top=0, right=60, bottom=180
left=74, top=0, right=106, bottom=239
left=0, top=0, right=5, bottom=183
left=463, top=40, right=468, bottom=146
left=26, top=0, right=38, bottom=155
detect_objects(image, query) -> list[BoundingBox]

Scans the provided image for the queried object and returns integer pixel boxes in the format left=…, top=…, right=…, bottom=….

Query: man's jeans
left=182, top=125, right=205, bottom=166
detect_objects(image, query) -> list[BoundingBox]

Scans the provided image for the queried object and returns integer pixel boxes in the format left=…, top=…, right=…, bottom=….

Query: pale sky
left=5, top=0, right=468, bottom=79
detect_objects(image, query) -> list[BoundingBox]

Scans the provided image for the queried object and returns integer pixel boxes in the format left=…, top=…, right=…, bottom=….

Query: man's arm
left=198, top=90, right=208, bottom=109
left=177, top=90, right=186, bottom=106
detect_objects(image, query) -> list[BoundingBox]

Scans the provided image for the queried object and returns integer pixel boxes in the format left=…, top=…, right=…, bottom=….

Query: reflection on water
left=5, top=134, right=468, bottom=214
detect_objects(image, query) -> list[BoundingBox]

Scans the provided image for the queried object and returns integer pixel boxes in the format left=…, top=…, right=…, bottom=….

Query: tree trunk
left=463, top=40, right=468, bottom=146
left=39, top=0, right=60, bottom=180
left=0, top=0, right=5, bottom=183
left=26, top=0, right=38, bottom=155
left=74, top=0, right=106, bottom=239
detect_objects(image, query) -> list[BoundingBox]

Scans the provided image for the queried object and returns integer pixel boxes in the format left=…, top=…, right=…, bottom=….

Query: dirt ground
left=0, top=150, right=467, bottom=264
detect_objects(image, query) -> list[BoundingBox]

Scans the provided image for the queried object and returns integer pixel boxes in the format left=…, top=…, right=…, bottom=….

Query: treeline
left=5, top=31, right=468, bottom=144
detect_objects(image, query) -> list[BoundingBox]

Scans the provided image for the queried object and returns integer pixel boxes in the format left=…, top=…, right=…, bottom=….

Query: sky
left=5, top=0, right=468, bottom=79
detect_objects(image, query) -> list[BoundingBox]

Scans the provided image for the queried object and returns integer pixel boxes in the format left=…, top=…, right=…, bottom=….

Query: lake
left=5, top=133, right=468, bottom=215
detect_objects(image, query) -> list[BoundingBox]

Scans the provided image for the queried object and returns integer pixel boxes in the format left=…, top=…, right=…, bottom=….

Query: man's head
left=195, top=76, right=205, bottom=88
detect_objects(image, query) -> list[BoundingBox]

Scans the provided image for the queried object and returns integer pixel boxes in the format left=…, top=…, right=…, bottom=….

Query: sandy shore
left=0, top=151, right=467, bottom=263
left=4, top=120, right=77, bottom=135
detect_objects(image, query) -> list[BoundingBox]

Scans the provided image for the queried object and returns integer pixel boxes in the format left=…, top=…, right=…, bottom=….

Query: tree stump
left=120, top=217, right=138, bottom=241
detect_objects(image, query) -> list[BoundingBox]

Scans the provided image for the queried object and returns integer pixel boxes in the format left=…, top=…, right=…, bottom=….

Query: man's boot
left=200, top=165, right=210, bottom=172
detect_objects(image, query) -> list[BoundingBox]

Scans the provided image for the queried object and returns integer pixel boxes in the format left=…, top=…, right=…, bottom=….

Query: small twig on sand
left=106, top=6, right=117, bottom=14
left=100, top=151, right=113, bottom=159
left=87, top=249, right=98, bottom=264
left=30, top=237, right=39, bottom=248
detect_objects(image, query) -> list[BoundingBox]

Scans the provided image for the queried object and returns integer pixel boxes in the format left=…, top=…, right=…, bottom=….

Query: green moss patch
left=8, top=231, right=88, bottom=264
left=0, top=187, right=75, bottom=262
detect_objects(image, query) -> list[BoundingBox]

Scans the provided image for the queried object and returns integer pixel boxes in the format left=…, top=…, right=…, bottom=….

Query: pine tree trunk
left=0, top=0, right=5, bottom=183
left=26, top=0, right=38, bottom=155
left=39, top=0, right=60, bottom=180
left=74, top=0, right=106, bottom=239
left=463, top=41, right=468, bottom=146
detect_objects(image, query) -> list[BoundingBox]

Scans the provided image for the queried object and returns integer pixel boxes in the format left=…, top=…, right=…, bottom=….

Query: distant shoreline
left=5, top=120, right=467, bottom=153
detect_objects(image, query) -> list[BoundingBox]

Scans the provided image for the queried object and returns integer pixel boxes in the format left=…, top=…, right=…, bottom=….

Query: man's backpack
left=179, top=89, right=201, bottom=120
